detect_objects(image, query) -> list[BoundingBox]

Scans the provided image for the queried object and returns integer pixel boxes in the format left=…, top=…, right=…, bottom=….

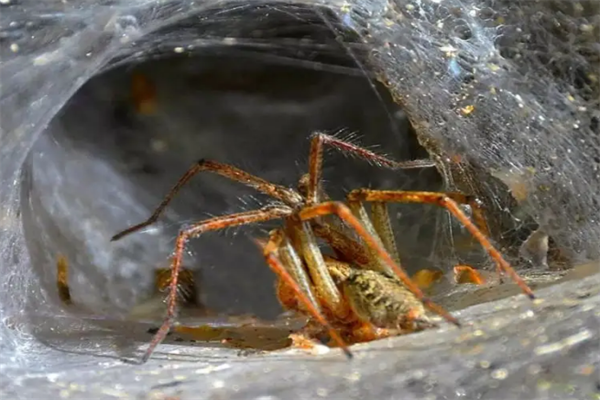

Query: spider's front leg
left=302, top=131, right=438, bottom=275
left=305, top=132, right=437, bottom=205
left=111, top=159, right=301, bottom=242
left=140, top=204, right=292, bottom=363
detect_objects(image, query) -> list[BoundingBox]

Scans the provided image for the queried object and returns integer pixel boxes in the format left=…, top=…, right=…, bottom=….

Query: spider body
left=107, top=132, right=535, bottom=362
left=269, top=218, right=437, bottom=349
left=336, top=266, right=430, bottom=331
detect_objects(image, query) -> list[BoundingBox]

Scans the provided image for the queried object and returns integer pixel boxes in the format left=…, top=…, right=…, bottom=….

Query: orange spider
left=111, top=132, right=535, bottom=362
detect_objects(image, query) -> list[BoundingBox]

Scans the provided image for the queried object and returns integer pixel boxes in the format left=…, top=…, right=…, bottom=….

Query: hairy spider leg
left=110, top=134, right=442, bottom=322
left=305, top=132, right=437, bottom=206
left=111, top=159, right=302, bottom=242
left=302, top=133, right=466, bottom=328
left=345, top=192, right=490, bottom=276
left=310, top=221, right=376, bottom=269
left=305, top=132, right=492, bottom=273
left=298, top=201, right=460, bottom=327
left=110, top=155, right=352, bottom=322
left=265, top=229, right=320, bottom=311
left=141, top=205, right=293, bottom=363
left=255, top=233, right=353, bottom=359
left=347, top=190, right=535, bottom=299
left=283, top=218, right=352, bottom=320
left=110, top=156, right=356, bottom=360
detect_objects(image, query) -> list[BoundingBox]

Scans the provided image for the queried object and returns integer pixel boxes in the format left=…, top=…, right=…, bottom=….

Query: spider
left=258, top=230, right=439, bottom=350
left=111, top=132, right=535, bottom=362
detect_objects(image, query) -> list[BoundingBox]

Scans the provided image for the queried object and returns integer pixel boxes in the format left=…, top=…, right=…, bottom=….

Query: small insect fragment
left=130, top=71, right=158, bottom=115
left=412, top=269, right=444, bottom=289
left=55, top=254, right=210, bottom=320
left=454, top=265, right=486, bottom=285
left=289, top=333, right=322, bottom=351
left=519, top=228, right=550, bottom=269
left=56, top=254, right=72, bottom=305
left=490, top=167, right=536, bottom=203
left=461, top=105, right=475, bottom=115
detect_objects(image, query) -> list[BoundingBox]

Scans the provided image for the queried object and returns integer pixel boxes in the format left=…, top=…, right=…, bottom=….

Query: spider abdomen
left=342, top=270, right=427, bottom=330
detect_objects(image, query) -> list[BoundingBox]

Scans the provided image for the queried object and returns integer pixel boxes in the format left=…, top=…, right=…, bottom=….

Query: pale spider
left=110, top=132, right=535, bottom=362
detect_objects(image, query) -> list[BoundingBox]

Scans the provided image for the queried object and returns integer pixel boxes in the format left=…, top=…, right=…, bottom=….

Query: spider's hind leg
left=141, top=205, right=293, bottom=363
left=255, top=229, right=353, bottom=358
left=347, top=189, right=535, bottom=299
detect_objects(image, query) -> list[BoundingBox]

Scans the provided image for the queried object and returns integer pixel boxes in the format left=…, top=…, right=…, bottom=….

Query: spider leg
left=284, top=219, right=350, bottom=320
left=264, top=229, right=320, bottom=310
left=141, top=204, right=293, bottom=363
left=347, top=190, right=535, bottom=299
left=350, top=193, right=491, bottom=278
left=311, top=221, right=373, bottom=268
left=313, top=194, right=403, bottom=276
left=303, top=132, right=435, bottom=274
left=305, top=131, right=436, bottom=205
left=111, top=159, right=302, bottom=241
left=370, top=202, right=401, bottom=266
left=298, top=201, right=460, bottom=327
left=311, top=213, right=399, bottom=276
left=304, top=132, right=491, bottom=268
left=345, top=201, right=395, bottom=274
left=254, top=232, right=353, bottom=359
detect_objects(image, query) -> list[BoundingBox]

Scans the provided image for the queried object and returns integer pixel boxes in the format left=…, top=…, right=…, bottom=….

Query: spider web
left=0, top=0, right=598, bottom=397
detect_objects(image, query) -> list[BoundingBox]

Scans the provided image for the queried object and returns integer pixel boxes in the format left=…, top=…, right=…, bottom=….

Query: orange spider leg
left=310, top=222, right=373, bottom=267
left=347, top=190, right=535, bottom=299
left=431, top=192, right=497, bottom=279
left=304, top=132, right=494, bottom=270
left=265, top=228, right=320, bottom=312
left=254, top=235, right=353, bottom=359
left=283, top=219, right=351, bottom=320
left=298, top=201, right=460, bottom=327
left=305, top=132, right=436, bottom=205
left=432, top=192, right=491, bottom=239
left=305, top=132, right=444, bottom=274
left=141, top=205, right=293, bottom=363
left=111, top=159, right=301, bottom=241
